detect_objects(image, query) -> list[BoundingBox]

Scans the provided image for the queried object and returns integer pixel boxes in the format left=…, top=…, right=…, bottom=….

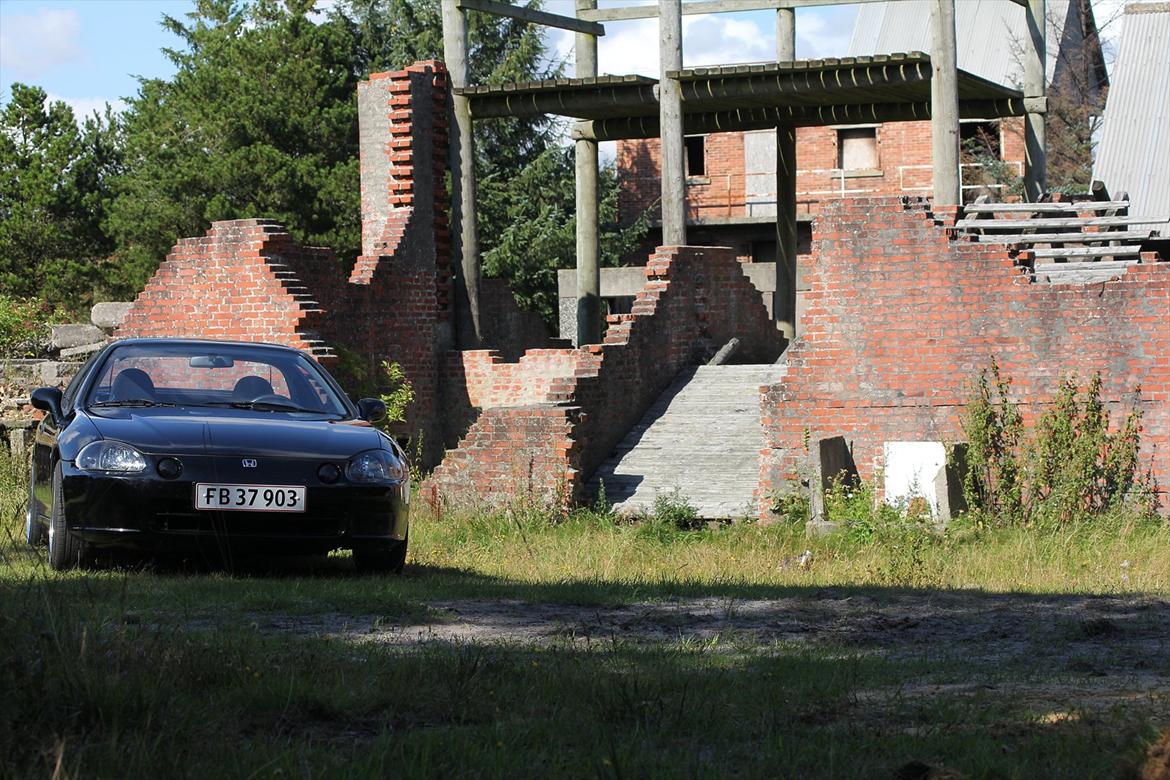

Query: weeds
left=960, top=360, right=1160, bottom=528
left=1, top=442, right=1168, bottom=777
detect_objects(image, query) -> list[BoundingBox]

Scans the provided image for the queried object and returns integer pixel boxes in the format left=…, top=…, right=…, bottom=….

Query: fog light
left=317, top=463, right=341, bottom=484
left=157, top=457, right=182, bottom=479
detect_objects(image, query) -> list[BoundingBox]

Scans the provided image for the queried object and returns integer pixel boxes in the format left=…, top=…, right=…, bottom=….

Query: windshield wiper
left=229, top=400, right=340, bottom=415
left=88, top=399, right=176, bottom=408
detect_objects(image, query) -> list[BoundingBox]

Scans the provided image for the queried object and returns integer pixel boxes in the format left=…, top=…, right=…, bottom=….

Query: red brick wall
left=617, top=119, right=1028, bottom=227
left=758, top=196, right=1170, bottom=517
left=428, top=245, right=784, bottom=506
left=115, top=220, right=337, bottom=360
left=118, top=62, right=454, bottom=462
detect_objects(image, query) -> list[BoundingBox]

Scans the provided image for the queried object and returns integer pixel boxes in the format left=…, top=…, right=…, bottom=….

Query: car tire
left=46, top=463, right=89, bottom=571
left=25, top=463, right=45, bottom=547
left=353, top=536, right=407, bottom=575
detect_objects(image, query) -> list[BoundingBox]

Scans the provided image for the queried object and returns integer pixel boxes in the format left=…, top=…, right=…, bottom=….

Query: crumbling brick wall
left=759, top=196, right=1170, bottom=517
left=118, top=63, right=454, bottom=461
left=617, top=118, right=1028, bottom=227
left=428, top=245, right=783, bottom=506
left=115, top=220, right=338, bottom=360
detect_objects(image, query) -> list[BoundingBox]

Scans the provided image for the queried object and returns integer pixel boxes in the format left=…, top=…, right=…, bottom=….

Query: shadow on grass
left=2, top=542, right=1167, bottom=779
left=5, top=543, right=1168, bottom=663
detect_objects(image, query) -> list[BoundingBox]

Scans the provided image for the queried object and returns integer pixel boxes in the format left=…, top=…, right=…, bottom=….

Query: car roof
left=109, top=337, right=306, bottom=354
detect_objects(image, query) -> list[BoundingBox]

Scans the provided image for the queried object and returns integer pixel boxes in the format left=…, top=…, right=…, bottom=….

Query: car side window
left=62, top=349, right=105, bottom=410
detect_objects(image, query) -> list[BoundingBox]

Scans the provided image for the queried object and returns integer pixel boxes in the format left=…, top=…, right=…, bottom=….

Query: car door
left=31, top=349, right=103, bottom=516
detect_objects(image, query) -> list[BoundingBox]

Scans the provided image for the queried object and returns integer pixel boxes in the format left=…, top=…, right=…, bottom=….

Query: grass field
left=2, top=454, right=1168, bottom=779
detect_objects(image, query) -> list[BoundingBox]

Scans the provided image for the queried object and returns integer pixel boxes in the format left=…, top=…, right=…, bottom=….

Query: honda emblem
left=242, top=459, right=258, bottom=468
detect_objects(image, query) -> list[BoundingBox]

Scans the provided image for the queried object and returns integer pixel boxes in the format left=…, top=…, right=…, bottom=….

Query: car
left=25, top=338, right=410, bottom=573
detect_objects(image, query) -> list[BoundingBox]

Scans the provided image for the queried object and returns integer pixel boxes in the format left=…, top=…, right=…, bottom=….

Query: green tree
left=107, top=0, right=644, bottom=320
left=106, top=0, right=361, bottom=297
left=482, top=147, right=649, bottom=327
left=0, top=84, right=118, bottom=314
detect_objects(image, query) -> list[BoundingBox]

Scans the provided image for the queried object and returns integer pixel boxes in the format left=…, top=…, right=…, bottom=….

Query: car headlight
left=346, top=449, right=408, bottom=484
left=77, top=441, right=148, bottom=473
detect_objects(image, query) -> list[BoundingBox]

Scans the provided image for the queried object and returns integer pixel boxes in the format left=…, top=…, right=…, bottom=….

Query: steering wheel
left=252, top=394, right=292, bottom=405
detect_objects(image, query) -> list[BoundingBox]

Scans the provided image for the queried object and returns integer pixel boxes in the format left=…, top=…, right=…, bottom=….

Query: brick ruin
left=759, top=197, right=1170, bottom=513
left=113, top=61, right=1170, bottom=517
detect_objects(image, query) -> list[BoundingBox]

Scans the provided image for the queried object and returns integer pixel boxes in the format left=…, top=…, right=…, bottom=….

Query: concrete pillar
left=775, top=124, right=798, bottom=341
left=659, top=0, right=686, bottom=246
left=441, top=0, right=482, bottom=344
left=1023, top=0, right=1047, bottom=202
left=775, top=8, right=795, bottom=61
left=575, top=0, right=601, bottom=346
left=775, top=7, right=797, bottom=340
left=930, top=0, right=961, bottom=206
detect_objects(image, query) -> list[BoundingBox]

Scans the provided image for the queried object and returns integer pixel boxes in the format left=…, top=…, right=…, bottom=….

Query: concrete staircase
left=588, top=364, right=785, bottom=519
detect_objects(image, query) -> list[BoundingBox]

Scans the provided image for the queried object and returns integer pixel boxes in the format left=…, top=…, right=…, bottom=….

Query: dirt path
left=263, top=590, right=1170, bottom=672
left=250, top=591, right=1170, bottom=720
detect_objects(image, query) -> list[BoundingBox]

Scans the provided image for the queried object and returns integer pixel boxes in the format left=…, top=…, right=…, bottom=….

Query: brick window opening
left=960, top=120, right=1001, bottom=159
left=836, top=127, right=879, bottom=171
left=685, top=135, right=706, bottom=177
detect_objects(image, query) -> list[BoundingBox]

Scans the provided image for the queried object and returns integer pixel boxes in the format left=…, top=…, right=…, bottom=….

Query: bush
left=960, top=359, right=1158, bottom=527
left=0, top=295, right=51, bottom=358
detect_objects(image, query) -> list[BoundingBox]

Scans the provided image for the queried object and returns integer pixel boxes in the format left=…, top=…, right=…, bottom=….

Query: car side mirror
left=357, top=398, right=387, bottom=423
left=31, top=387, right=64, bottom=424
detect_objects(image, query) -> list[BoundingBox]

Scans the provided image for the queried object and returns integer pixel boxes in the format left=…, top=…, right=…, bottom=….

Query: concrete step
left=588, top=364, right=785, bottom=520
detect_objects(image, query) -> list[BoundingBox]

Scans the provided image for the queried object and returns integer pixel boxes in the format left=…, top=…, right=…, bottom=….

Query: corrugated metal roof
left=1093, top=3, right=1170, bottom=232
left=848, top=0, right=1072, bottom=88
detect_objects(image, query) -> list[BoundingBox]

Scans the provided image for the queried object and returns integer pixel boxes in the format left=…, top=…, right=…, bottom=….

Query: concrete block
left=810, top=435, right=858, bottom=522
left=59, top=342, right=104, bottom=359
left=50, top=324, right=105, bottom=351
left=934, top=444, right=969, bottom=522
left=91, top=302, right=132, bottom=331
left=39, top=361, right=63, bottom=386
left=884, top=444, right=959, bottom=519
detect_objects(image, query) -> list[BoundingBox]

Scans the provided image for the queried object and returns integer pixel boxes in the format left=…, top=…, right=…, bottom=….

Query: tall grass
left=1, top=447, right=1167, bottom=778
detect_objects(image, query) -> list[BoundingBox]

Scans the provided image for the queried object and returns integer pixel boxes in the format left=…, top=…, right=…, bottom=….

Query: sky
left=0, top=0, right=1130, bottom=122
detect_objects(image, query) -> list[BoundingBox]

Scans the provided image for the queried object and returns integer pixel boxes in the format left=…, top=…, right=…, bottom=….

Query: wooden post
left=1023, top=0, right=1047, bottom=202
left=930, top=0, right=960, bottom=206
left=575, top=0, right=601, bottom=346
left=441, top=0, right=482, bottom=345
left=775, top=11, right=797, bottom=340
left=659, top=0, right=686, bottom=246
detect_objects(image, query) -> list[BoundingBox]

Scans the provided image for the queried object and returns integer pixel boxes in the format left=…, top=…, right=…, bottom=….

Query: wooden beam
left=572, top=98, right=1026, bottom=140
left=955, top=215, right=1161, bottom=230
left=580, top=0, right=1024, bottom=22
left=963, top=201, right=1134, bottom=213
left=455, top=0, right=605, bottom=35
left=464, top=82, right=658, bottom=119
left=971, top=230, right=1156, bottom=244
left=1030, top=246, right=1143, bottom=259
left=583, top=0, right=783, bottom=21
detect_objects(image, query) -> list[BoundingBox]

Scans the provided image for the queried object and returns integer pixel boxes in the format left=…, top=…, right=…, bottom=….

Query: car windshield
left=84, top=342, right=351, bottom=417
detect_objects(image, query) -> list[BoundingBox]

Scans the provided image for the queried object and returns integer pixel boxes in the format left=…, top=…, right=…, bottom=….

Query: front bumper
left=59, top=458, right=408, bottom=554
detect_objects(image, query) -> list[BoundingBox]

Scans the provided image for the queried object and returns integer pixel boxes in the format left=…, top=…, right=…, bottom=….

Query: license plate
left=195, top=483, right=306, bottom=513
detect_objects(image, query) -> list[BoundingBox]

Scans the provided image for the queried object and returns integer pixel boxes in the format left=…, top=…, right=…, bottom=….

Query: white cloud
left=681, top=14, right=774, bottom=66
left=548, top=6, right=860, bottom=79
left=46, top=92, right=126, bottom=121
left=795, top=8, right=855, bottom=59
left=0, top=8, right=83, bottom=78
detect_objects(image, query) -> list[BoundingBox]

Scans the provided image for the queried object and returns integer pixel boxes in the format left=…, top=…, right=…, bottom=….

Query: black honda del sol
left=25, top=338, right=409, bottom=572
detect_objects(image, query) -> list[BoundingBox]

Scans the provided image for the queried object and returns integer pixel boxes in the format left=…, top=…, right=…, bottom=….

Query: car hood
left=82, top=408, right=384, bottom=459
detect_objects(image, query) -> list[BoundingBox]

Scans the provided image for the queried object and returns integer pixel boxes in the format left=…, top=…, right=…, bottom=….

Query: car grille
left=150, top=511, right=347, bottom=536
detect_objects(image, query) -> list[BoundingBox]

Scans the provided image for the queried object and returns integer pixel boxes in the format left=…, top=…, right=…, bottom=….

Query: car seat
left=232, top=375, right=275, bottom=402
left=111, top=368, right=157, bottom=402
